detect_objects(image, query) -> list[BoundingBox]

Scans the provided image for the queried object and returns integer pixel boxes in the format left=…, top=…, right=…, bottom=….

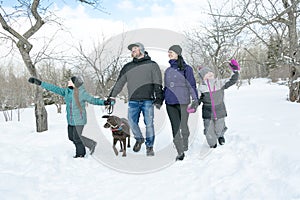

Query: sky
left=0, top=78, right=300, bottom=199
left=0, top=0, right=231, bottom=69
left=3, top=0, right=205, bottom=23
left=1, top=0, right=226, bottom=38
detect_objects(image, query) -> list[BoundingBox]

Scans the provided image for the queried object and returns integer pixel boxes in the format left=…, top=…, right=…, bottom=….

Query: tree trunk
left=289, top=65, right=300, bottom=102
left=283, top=0, right=300, bottom=102
left=18, top=44, right=48, bottom=132
left=35, top=87, right=48, bottom=132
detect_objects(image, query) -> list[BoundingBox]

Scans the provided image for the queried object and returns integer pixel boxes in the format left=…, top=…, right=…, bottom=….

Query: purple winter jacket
left=164, top=59, right=198, bottom=105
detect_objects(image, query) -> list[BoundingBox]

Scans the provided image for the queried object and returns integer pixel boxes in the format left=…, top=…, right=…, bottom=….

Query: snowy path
left=0, top=79, right=300, bottom=200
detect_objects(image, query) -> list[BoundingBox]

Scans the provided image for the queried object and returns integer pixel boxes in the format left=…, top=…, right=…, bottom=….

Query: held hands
left=186, top=100, right=199, bottom=113
left=104, top=97, right=116, bottom=106
left=153, top=98, right=163, bottom=109
left=28, top=77, right=42, bottom=86
left=229, top=59, right=240, bottom=72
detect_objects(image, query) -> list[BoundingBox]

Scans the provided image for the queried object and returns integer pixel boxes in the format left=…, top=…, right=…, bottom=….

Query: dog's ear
left=102, top=115, right=110, bottom=118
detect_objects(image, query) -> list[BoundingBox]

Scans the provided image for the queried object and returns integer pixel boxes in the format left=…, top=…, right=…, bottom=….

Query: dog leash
left=106, top=104, right=114, bottom=115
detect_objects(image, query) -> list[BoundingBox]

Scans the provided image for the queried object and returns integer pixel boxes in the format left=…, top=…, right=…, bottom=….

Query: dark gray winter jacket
left=109, top=53, right=163, bottom=101
left=199, top=71, right=239, bottom=119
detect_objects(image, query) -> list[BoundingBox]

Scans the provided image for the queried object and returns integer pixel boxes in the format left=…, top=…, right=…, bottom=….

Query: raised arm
left=28, top=77, right=66, bottom=96
left=41, top=82, right=66, bottom=96
left=223, top=59, right=240, bottom=89
left=223, top=71, right=239, bottom=89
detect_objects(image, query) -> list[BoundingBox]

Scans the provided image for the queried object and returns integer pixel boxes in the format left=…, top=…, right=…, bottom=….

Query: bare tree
left=74, top=35, right=129, bottom=100
left=0, top=0, right=105, bottom=132
left=0, top=64, right=33, bottom=121
left=0, top=0, right=49, bottom=131
left=185, top=2, right=240, bottom=81
left=213, top=0, right=300, bottom=101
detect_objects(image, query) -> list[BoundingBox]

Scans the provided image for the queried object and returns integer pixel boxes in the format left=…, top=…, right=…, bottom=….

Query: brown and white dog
left=102, top=115, right=131, bottom=157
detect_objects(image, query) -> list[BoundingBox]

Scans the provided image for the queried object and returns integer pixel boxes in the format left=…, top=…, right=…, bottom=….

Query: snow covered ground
left=0, top=78, right=300, bottom=200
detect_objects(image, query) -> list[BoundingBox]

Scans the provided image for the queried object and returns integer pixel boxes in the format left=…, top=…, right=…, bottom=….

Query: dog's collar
left=111, top=123, right=124, bottom=132
left=106, top=121, right=119, bottom=129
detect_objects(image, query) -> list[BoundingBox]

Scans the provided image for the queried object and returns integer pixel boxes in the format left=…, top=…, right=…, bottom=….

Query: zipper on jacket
left=70, top=101, right=73, bottom=123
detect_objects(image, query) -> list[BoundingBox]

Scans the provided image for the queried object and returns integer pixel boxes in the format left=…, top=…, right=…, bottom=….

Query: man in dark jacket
left=109, top=42, right=164, bottom=156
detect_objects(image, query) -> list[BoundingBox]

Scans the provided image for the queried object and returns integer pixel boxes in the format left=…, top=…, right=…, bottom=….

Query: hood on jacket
left=133, top=51, right=151, bottom=63
left=198, top=66, right=213, bottom=80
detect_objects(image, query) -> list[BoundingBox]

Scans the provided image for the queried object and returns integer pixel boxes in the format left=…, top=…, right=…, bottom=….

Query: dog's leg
left=119, top=140, right=123, bottom=152
left=122, top=139, right=127, bottom=157
left=113, top=138, right=118, bottom=156
left=127, top=135, right=131, bottom=148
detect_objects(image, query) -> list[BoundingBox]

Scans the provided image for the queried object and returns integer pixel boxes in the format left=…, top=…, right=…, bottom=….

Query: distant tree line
left=1, top=0, right=300, bottom=131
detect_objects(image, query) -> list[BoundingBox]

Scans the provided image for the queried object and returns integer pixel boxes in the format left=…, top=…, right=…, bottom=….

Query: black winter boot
left=146, top=147, right=154, bottom=156
left=73, top=155, right=85, bottom=158
left=218, top=136, right=225, bottom=145
left=133, top=139, right=145, bottom=152
left=176, top=153, right=185, bottom=161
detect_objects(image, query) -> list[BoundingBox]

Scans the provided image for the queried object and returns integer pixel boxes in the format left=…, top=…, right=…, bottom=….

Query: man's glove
left=186, top=100, right=199, bottom=113
left=153, top=98, right=163, bottom=109
left=229, top=59, right=240, bottom=71
left=28, top=77, right=42, bottom=86
left=104, top=97, right=115, bottom=106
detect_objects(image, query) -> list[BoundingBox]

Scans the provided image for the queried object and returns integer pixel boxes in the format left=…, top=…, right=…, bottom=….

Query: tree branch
left=23, top=0, right=45, bottom=40
left=0, top=12, right=33, bottom=51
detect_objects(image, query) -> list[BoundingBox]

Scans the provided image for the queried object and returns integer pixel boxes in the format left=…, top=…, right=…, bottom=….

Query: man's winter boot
left=133, top=139, right=144, bottom=152
left=210, top=144, right=217, bottom=148
left=146, top=147, right=155, bottom=156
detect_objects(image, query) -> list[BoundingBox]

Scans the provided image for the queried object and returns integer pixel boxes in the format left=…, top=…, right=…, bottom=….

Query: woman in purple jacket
left=164, top=45, right=199, bottom=161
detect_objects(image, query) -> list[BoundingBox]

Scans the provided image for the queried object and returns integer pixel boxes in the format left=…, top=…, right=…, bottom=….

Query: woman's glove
left=186, top=100, right=198, bottom=113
